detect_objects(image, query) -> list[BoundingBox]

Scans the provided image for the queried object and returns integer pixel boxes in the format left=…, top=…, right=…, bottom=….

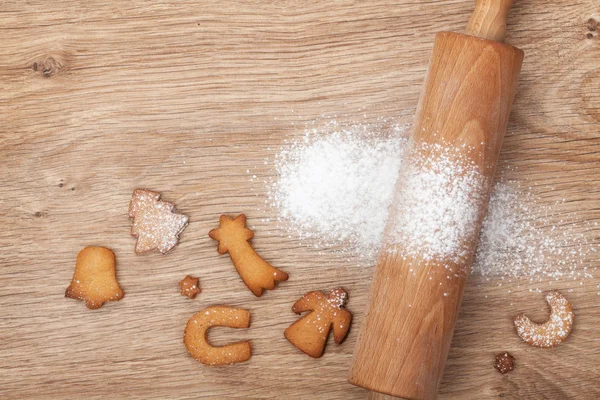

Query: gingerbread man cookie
left=284, top=288, right=352, bottom=358
left=209, top=214, right=288, bottom=297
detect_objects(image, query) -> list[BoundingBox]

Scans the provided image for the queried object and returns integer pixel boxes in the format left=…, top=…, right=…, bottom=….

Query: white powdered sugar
left=265, top=120, right=597, bottom=289
left=473, top=182, right=598, bottom=287
left=268, top=121, right=407, bottom=257
left=387, top=143, right=486, bottom=263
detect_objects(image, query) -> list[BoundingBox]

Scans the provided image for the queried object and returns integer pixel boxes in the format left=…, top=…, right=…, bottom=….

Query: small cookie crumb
left=178, top=275, right=201, bottom=299
left=494, top=352, right=515, bottom=374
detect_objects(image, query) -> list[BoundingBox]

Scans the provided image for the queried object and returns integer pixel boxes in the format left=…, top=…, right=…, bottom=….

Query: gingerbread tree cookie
left=209, top=214, right=288, bottom=297
left=284, top=288, right=352, bottom=358
left=128, top=189, right=189, bottom=254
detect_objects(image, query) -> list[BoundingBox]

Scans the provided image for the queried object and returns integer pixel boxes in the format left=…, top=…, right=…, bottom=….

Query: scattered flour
left=265, top=120, right=598, bottom=288
left=387, top=143, right=486, bottom=263
left=268, top=121, right=407, bottom=258
left=473, top=182, right=598, bottom=287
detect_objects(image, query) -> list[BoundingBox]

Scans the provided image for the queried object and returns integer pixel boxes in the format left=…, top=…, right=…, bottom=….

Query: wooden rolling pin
left=348, top=1, right=524, bottom=399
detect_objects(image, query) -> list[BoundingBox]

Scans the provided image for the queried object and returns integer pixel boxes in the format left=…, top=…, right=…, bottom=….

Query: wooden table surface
left=1, top=1, right=599, bottom=399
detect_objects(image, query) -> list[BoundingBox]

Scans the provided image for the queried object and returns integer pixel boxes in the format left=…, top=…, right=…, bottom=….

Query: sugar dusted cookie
left=284, top=288, right=352, bottom=358
left=514, top=290, right=574, bottom=348
left=179, top=275, right=201, bottom=299
left=494, top=352, right=515, bottom=374
left=65, top=246, right=124, bottom=309
left=184, top=306, right=251, bottom=366
left=129, top=189, right=189, bottom=254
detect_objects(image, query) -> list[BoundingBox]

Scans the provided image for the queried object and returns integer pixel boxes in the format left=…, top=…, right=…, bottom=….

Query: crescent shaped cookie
left=514, top=290, right=574, bottom=348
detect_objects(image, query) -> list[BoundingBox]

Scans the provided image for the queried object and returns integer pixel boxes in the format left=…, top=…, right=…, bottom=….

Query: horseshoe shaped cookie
left=514, top=290, right=574, bottom=348
left=184, top=306, right=251, bottom=366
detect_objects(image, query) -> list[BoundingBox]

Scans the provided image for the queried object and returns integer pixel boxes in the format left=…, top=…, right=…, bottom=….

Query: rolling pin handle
left=466, top=0, right=516, bottom=42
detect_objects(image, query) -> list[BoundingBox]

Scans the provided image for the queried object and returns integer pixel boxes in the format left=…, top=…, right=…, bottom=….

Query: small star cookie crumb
left=494, top=352, right=515, bottom=374
left=179, top=275, right=201, bottom=299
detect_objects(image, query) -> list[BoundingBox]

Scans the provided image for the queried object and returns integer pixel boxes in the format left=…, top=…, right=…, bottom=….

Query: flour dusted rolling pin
left=348, top=1, right=524, bottom=399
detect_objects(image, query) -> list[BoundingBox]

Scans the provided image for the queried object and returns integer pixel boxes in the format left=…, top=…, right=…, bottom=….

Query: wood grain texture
left=467, top=0, right=515, bottom=41
left=0, top=1, right=598, bottom=399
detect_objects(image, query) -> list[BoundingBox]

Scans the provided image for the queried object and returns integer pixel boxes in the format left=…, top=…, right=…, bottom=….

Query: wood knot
left=31, top=56, right=65, bottom=77
left=585, top=19, right=597, bottom=39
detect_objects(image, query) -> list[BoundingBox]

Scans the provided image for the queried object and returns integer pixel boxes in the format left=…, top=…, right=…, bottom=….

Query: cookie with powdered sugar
left=128, top=189, right=188, bottom=254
